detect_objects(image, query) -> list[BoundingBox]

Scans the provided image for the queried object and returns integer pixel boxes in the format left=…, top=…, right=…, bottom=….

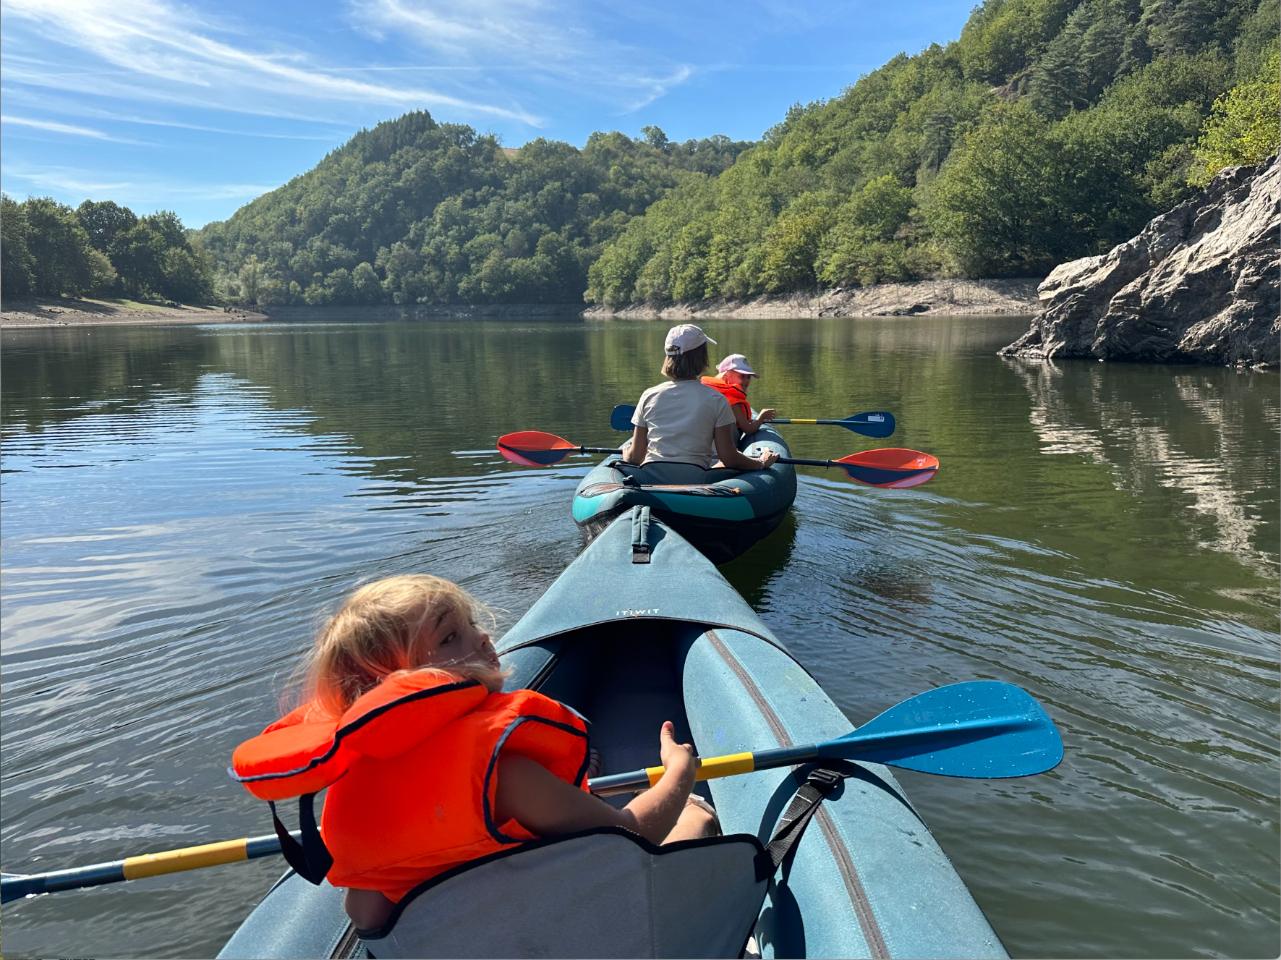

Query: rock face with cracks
left=1001, top=155, right=1279, bottom=367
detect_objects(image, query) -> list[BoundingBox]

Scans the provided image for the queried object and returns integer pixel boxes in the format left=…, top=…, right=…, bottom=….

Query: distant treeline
left=199, top=122, right=749, bottom=306
left=1, top=197, right=214, bottom=303
left=587, top=0, right=1280, bottom=305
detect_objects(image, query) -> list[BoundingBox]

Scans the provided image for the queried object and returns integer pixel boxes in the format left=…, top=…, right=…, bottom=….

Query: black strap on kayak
left=631, top=505, right=652, bottom=564
left=268, top=794, right=333, bottom=884
left=754, top=764, right=852, bottom=881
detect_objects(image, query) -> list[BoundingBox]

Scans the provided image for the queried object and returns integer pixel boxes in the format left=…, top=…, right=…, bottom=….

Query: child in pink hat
left=701, top=354, right=776, bottom=439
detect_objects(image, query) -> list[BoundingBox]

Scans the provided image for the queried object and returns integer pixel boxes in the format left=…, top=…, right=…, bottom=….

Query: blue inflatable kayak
left=220, top=510, right=1005, bottom=959
left=570, top=424, right=797, bottom=565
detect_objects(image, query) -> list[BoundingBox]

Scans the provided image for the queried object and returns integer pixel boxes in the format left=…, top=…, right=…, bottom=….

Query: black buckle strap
left=269, top=794, right=333, bottom=885
left=755, top=766, right=848, bottom=881
left=609, top=461, right=641, bottom=486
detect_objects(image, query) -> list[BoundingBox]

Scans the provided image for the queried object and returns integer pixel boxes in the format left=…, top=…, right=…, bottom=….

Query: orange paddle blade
left=832, top=448, right=939, bottom=488
left=496, top=431, right=580, bottom=467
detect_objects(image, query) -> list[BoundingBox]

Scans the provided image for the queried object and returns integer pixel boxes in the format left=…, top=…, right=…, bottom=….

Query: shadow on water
left=719, top=510, right=797, bottom=609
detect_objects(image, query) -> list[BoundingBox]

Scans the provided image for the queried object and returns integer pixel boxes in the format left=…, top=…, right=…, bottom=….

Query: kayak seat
left=358, top=827, right=768, bottom=959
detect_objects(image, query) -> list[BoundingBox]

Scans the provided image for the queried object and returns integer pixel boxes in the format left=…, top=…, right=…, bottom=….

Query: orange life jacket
left=701, top=375, right=751, bottom=426
left=231, top=670, right=591, bottom=901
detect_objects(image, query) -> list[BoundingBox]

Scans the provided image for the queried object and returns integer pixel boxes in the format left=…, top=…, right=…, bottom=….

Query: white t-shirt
left=631, top=379, right=735, bottom=469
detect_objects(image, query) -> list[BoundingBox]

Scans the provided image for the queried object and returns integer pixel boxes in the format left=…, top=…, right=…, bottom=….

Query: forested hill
left=197, top=117, right=749, bottom=306
left=586, top=0, right=1280, bottom=306
left=198, top=0, right=1278, bottom=310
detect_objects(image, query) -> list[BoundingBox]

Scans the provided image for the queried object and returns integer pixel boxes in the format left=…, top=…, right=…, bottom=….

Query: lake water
left=1, top=314, right=1277, bottom=958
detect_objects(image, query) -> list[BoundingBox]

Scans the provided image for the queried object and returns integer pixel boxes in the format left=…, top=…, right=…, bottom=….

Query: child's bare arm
left=495, top=722, right=695, bottom=844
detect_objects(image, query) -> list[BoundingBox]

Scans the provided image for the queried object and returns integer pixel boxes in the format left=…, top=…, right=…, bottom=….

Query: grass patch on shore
left=81, top=298, right=206, bottom=313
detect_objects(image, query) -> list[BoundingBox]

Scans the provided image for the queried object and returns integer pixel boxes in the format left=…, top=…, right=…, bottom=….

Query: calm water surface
left=2, top=315, right=1277, bottom=958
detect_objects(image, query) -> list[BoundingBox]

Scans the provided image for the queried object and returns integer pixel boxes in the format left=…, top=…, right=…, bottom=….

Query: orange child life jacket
left=700, top=375, right=751, bottom=427
left=231, top=670, right=591, bottom=902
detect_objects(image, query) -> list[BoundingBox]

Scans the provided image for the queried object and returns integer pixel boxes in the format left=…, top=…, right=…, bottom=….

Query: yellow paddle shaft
left=644, top=751, right=756, bottom=787
left=122, top=837, right=251, bottom=880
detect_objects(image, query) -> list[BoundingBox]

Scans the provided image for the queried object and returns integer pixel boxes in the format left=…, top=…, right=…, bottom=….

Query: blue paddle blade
left=610, top=405, right=636, bottom=431
left=845, top=411, right=895, bottom=438
left=821, top=681, right=1063, bottom=778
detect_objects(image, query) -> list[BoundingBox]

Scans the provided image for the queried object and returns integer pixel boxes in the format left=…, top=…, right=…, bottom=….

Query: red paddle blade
left=833, top=448, right=939, bottom=488
left=497, top=431, right=578, bottom=467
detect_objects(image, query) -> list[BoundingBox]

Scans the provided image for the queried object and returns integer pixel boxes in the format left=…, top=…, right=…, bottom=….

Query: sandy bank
left=1, top=298, right=267, bottom=328
left=582, top=278, right=1041, bottom=320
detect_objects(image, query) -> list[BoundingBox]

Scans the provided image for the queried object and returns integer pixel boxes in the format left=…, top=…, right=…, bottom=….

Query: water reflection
left=1005, top=356, right=1279, bottom=581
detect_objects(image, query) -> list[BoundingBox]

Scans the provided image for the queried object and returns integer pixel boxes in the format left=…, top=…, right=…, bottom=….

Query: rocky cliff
left=1001, top=156, right=1279, bottom=367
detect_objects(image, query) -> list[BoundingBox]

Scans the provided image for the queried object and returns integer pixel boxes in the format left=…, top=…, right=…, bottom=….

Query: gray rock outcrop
left=1001, top=155, right=1279, bottom=367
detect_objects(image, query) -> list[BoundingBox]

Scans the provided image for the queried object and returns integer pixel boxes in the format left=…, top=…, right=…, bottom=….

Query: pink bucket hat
left=716, top=354, right=759, bottom=377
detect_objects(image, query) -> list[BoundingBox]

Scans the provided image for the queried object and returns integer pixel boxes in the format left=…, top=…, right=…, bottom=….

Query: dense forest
left=6, top=0, right=1275, bottom=308
left=586, top=0, right=1280, bottom=305
left=1, top=197, right=213, bottom=303
left=198, top=124, right=749, bottom=306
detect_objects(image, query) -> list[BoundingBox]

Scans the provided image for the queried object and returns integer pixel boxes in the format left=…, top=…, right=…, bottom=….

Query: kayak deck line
left=703, top=628, right=890, bottom=959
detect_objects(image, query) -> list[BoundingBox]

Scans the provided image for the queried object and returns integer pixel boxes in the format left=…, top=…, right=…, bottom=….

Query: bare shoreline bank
left=2, top=278, right=1041, bottom=329
left=1, top=298, right=267, bottom=329
left=582, top=278, right=1042, bottom=320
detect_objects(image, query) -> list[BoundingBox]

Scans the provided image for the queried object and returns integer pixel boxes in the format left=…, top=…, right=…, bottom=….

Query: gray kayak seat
left=359, top=828, right=768, bottom=959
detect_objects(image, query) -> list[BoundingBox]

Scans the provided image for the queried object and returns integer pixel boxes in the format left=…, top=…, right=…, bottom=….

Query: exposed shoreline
left=582, top=278, right=1042, bottom=320
left=2, top=278, right=1040, bottom=329
left=1, top=298, right=267, bottom=329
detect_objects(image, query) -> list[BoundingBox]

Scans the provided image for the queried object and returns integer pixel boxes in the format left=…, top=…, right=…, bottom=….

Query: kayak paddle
left=611, top=404, right=896, bottom=438
left=1, top=681, right=1058, bottom=903
left=497, top=430, right=939, bottom=489
left=591, top=680, right=1063, bottom=795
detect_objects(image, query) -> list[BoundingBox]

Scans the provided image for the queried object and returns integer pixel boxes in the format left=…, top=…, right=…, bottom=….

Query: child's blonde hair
left=299, top=574, right=504, bottom=717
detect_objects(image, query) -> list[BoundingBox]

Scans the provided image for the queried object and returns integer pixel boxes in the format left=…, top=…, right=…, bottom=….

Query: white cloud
left=2, top=0, right=542, bottom=125
left=1, top=88, right=347, bottom=141
left=4, top=164, right=275, bottom=203
left=2, top=114, right=148, bottom=143
left=352, top=0, right=696, bottom=112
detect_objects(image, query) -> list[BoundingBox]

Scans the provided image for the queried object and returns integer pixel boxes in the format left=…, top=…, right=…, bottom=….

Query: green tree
left=109, top=221, right=166, bottom=297
left=160, top=246, right=213, bottom=303
left=1, top=194, right=36, bottom=297
left=76, top=200, right=138, bottom=253
left=238, top=255, right=265, bottom=305
left=351, top=261, right=383, bottom=302
left=23, top=197, right=96, bottom=296
left=1190, top=50, right=1281, bottom=182
left=923, top=103, right=1075, bottom=275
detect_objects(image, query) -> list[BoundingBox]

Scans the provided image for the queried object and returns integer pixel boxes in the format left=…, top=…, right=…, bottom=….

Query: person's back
left=633, top=379, right=734, bottom=469
left=624, top=325, right=778, bottom=474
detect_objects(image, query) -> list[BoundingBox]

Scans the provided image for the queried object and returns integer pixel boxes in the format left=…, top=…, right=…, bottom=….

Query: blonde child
left=622, top=325, right=779, bottom=472
left=232, top=575, right=714, bottom=932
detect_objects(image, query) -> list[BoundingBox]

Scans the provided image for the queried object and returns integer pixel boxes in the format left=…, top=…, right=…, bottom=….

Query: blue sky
left=1, top=0, right=974, bottom=228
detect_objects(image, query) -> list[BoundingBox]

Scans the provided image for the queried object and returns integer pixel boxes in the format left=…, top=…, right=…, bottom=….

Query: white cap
left=664, top=324, right=716, bottom=356
left=717, top=354, right=758, bottom=377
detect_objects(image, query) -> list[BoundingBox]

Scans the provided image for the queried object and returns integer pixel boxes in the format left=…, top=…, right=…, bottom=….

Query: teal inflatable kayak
left=571, top=424, right=797, bottom=565
left=220, top=510, right=1005, bottom=959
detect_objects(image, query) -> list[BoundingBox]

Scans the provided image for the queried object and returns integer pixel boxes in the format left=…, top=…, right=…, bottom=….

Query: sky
left=0, top=0, right=974, bottom=228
